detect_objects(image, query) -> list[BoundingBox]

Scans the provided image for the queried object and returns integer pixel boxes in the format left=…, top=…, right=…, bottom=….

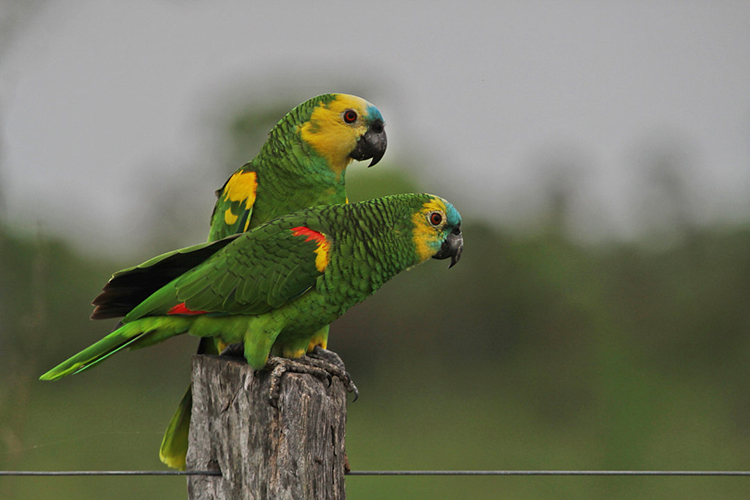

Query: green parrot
left=84, top=93, right=387, bottom=469
left=94, top=93, right=386, bottom=337
left=40, top=195, right=463, bottom=434
left=207, top=93, right=387, bottom=242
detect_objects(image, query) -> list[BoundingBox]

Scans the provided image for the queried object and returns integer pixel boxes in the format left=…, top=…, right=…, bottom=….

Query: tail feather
left=159, top=384, right=192, bottom=470
left=39, top=325, right=147, bottom=380
left=39, top=317, right=191, bottom=381
left=159, top=336, right=225, bottom=470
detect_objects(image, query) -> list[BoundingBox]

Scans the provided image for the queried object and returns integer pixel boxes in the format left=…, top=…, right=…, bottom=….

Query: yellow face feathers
left=411, top=197, right=451, bottom=263
left=299, top=94, right=374, bottom=175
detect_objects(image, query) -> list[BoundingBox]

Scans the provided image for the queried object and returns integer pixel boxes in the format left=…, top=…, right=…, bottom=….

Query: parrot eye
left=428, top=211, right=443, bottom=226
left=343, top=109, right=358, bottom=123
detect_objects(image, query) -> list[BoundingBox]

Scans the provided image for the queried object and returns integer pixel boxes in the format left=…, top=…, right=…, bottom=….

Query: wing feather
left=176, top=215, right=329, bottom=315
left=208, top=167, right=258, bottom=241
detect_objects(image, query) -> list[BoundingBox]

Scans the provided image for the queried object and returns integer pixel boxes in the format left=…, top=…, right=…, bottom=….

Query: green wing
left=125, top=215, right=330, bottom=321
left=91, top=165, right=259, bottom=320
left=208, top=167, right=258, bottom=242
left=91, top=235, right=240, bottom=320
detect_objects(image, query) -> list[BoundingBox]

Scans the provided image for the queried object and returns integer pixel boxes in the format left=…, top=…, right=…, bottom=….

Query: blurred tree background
left=1, top=91, right=749, bottom=500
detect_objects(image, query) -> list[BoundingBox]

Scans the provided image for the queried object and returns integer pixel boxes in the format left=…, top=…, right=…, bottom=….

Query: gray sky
left=2, top=1, right=749, bottom=255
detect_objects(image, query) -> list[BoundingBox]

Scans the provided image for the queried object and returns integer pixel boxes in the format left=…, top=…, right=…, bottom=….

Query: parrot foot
left=308, top=346, right=346, bottom=370
left=307, top=346, right=359, bottom=401
left=265, top=352, right=359, bottom=406
left=265, top=356, right=334, bottom=407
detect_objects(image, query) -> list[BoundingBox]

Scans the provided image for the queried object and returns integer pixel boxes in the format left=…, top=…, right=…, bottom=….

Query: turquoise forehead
left=443, top=199, right=462, bottom=226
left=365, top=104, right=384, bottom=123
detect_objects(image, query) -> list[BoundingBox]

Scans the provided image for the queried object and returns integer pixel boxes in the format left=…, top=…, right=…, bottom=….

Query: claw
left=307, top=347, right=359, bottom=401
left=264, top=350, right=360, bottom=406
left=309, top=346, right=347, bottom=371
left=265, top=356, right=332, bottom=406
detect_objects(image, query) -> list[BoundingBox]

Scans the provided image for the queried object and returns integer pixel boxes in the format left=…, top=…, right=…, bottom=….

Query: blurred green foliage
left=2, top=98, right=749, bottom=499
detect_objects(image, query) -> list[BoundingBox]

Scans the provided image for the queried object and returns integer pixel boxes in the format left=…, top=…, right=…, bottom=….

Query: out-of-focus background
left=1, top=2, right=749, bottom=498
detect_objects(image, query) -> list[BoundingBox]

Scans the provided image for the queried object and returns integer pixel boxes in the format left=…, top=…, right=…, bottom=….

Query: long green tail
left=40, top=325, right=146, bottom=380
left=159, top=336, right=224, bottom=470
left=39, top=317, right=190, bottom=381
left=159, top=384, right=193, bottom=470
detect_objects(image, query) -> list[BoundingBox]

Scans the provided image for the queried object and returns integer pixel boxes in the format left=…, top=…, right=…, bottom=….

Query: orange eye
left=343, top=109, right=358, bottom=123
left=429, top=211, right=443, bottom=226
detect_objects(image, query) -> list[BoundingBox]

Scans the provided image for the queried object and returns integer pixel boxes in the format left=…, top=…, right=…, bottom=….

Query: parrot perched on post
left=75, top=93, right=387, bottom=469
left=40, top=192, right=463, bottom=410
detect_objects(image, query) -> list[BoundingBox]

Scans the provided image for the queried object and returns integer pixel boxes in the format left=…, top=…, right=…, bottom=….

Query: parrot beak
left=433, top=225, right=463, bottom=268
left=350, top=119, right=387, bottom=167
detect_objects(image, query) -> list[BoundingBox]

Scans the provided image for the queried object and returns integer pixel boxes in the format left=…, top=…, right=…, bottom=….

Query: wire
left=347, top=470, right=750, bottom=476
left=2, top=470, right=750, bottom=477
left=0, top=470, right=221, bottom=477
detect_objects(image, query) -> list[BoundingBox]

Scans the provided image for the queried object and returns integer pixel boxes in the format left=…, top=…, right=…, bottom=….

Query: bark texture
left=186, top=355, right=347, bottom=500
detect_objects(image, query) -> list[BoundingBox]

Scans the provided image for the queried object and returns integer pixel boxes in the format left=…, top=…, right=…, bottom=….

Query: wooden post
left=186, top=355, right=348, bottom=500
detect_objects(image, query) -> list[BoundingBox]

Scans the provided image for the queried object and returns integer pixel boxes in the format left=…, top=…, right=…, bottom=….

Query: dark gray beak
left=432, top=225, right=463, bottom=268
left=349, top=119, right=387, bottom=167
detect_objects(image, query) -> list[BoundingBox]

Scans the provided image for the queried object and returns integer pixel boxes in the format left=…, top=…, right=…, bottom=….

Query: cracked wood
left=186, top=355, right=348, bottom=500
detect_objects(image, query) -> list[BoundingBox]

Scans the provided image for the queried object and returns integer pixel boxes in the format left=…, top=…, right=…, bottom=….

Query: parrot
left=40, top=194, right=463, bottom=411
left=207, top=93, right=387, bottom=242
left=81, top=93, right=387, bottom=469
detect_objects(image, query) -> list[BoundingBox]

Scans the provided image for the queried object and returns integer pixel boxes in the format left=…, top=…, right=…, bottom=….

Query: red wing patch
left=290, top=226, right=330, bottom=272
left=168, top=302, right=207, bottom=315
left=291, top=226, right=326, bottom=244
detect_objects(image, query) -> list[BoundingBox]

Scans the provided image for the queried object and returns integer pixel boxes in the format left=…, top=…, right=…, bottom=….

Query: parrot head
left=409, top=194, right=463, bottom=268
left=299, top=94, right=387, bottom=174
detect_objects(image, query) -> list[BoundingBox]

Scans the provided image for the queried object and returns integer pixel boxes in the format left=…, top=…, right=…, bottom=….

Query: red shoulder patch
left=290, top=226, right=330, bottom=272
left=291, top=226, right=326, bottom=244
left=168, top=302, right=207, bottom=315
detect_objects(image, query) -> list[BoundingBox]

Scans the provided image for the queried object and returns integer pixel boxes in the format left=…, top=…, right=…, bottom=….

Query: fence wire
left=348, top=470, right=750, bottom=476
left=0, top=470, right=220, bottom=477
left=2, top=470, right=750, bottom=477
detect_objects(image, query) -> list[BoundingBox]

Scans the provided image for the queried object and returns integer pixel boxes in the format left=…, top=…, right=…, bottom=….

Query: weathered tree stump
left=186, top=355, right=348, bottom=500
